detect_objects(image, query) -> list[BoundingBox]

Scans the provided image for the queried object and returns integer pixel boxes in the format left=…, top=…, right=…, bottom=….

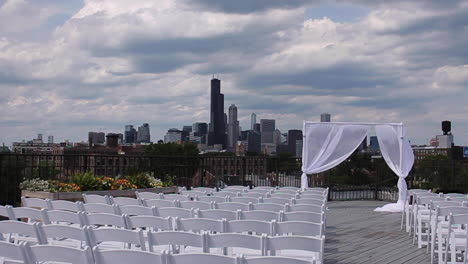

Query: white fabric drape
left=374, top=125, right=414, bottom=212
left=301, top=123, right=368, bottom=189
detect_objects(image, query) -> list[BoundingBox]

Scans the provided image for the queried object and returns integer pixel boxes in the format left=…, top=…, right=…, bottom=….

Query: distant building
left=37, top=134, right=43, bottom=143
left=12, top=142, right=56, bottom=154
left=260, top=119, right=275, bottom=144
left=88, top=132, right=105, bottom=146
left=208, top=78, right=226, bottom=148
left=358, top=136, right=367, bottom=151
left=164, top=128, right=183, bottom=143
left=246, top=130, right=261, bottom=153
left=320, top=113, right=331, bottom=122
left=369, top=136, right=379, bottom=150
left=273, top=129, right=282, bottom=145
left=47, top=135, right=54, bottom=144
left=253, top=123, right=261, bottom=133
left=137, top=123, right=151, bottom=143
left=262, top=143, right=277, bottom=156
left=436, top=135, right=453, bottom=148
left=287, top=129, right=303, bottom=156
left=227, top=104, right=240, bottom=151
left=251, top=113, right=256, bottom=130
left=192, top=122, right=208, bottom=144
left=296, top=140, right=303, bottom=157
left=124, top=125, right=137, bottom=144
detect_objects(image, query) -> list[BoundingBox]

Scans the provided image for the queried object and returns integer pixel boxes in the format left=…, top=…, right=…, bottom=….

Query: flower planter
left=21, top=186, right=178, bottom=202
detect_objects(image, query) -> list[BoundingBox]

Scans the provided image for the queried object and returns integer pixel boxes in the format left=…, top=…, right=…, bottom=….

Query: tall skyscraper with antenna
left=208, top=78, right=226, bottom=148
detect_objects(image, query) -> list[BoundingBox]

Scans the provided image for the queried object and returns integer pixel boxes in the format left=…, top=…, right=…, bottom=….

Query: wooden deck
left=325, top=200, right=430, bottom=264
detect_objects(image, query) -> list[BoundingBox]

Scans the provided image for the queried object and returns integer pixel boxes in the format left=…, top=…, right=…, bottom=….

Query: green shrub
left=126, top=173, right=151, bottom=189
left=19, top=178, right=50, bottom=191
left=71, top=172, right=100, bottom=191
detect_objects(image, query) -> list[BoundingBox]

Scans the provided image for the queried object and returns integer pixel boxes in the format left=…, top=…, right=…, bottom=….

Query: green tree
left=145, top=142, right=199, bottom=156
left=413, top=155, right=452, bottom=191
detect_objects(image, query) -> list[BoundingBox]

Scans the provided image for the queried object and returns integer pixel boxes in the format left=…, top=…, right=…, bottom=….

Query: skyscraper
left=137, top=123, right=150, bottom=143
left=260, top=119, right=275, bottom=143
left=124, top=125, right=137, bottom=144
left=251, top=113, right=256, bottom=130
left=88, top=131, right=105, bottom=146
left=287, top=129, right=303, bottom=156
left=208, top=78, right=226, bottom=148
left=227, top=104, right=240, bottom=150
left=47, top=135, right=54, bottom=144
left=320, top=113, right=331, bottom=122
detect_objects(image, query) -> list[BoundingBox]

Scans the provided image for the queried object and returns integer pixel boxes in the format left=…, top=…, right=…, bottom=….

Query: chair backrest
left=278, top=187, right=300, bottom=191
left=147, top=231, right=206, bottom=253
left=191, top=187, right=215, bottom=192
left=437, top=206, right=468, bottom=217
left=215, top=202, right=251, bottom=211
left=82, top=203, right=120, bottom=214
left=89, top=227, right=146, bottom=250
left=298, top=194, right=326, bottom=200
left=135, top=191, right=162, bottom=200
left=46, top=210, right=86, bottom=226
left=251, top=203, right=286, bottom=212
left=0, top=221, right=45, bottom=244
left=275, top=221, right=323, bottom=237
left=120, top=205, right=157, bottom=216
left=243, top=256, right=312, bottom=264
left=175, top=217, right=225, bottom=233
left=230, top=197, right=261, bottom=204
left=179, top=201, right=213, bottom=210
left=110, top=197, right=143, bottom=206
left=223, top=185, right=246, bottom=190
left=205, top=233, right=265, bottom=255
left=26, top=244, right=94, bottom=264
left=430, top=201, right=462, bottom=210
left=162, top=194, right=191, bottom=201
left=445, top=193, right=467, bottom=198
left=143, top=198, right=179, bottom=208
left=197, top=209, right=240, bottom=221
left=294, top=198, right=324, bottom=206
left=168, top=253, right=237, bottom=264
left=180, top=191, right=209, bottom=197
left=253, top=186, right=275, bottom=191
left=247, top=189, right=271, bottom=194
left=449, top=197, right=468, bottom=202
left=10, top=207, right=49, bottom=224
left=198, top=196, right=227, bottom=203
left=269, top=193, right=297, bottom=199
left=262, top=198, right=290, bottom=205
left=447, top=213, right=468, bottom=262
left=273, top=190, right=299, bottom=195
left=266, top=235, right=324, bottom=263
left=226, top=220, right=273, bottom=235
left=282, top=212, right=323, bottom=223
left=41, top=224, right=90, bottom=247
left=416, top=196, right=445, bottom=206
left=21, top=197, right=51, bottom=209
left=0, top=205, right=14, bottom=219
left=83, top=213, right=128, bottom=229
left=82, top=194, right=111, bottom=204
left=93, top=248, right=164, bottom=264
left=213, top=192, right=239, bottom=198
left=155, top=207, right=194, bottom=219
left=49, top=200, right=84, bottom=212
left=127, top=215, right=172, bottom=231
left=241, top=193, right=268, bottom=199
left=241, top=210, right=279, bottom=222
left=0, top=241, right=28, bottom=263
left=288, top=204, right=324, bottom=214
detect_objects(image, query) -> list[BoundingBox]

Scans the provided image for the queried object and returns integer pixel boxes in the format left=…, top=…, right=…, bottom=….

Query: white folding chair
left=243, top=255, right=313, bottom=264
left=294, top=199, right=324, bottom=206
left=9, top=207, right=50, bottom=224
left=88, top=227, right=146, bottom=250
left=446, top=213, right=468, bottom=264
left=414, top=196, right=446, bottom=248
left=0, top=241, right=29, bottom=264
left=143, top=199, right=179, bottom=208
left=127, top=215, right=173, bottom=231
left=46, top=210, right=87, bottom=226
left=25, top=244, right=94, bottom=264
left=215, top=202, right=251, bottom=211
left=266, top=235, right=324, bottom=264
left=175, top=218, right=225, bottom=233
left=110, top=197, right=143, bottom=206
left=179, top=201, right=213, bottom=210
left=282, top=212, right=323, bottom=224
left=241, top=193, right=269, bottom=199
left=0, top=221, right=46, bottom=245
left=83, top=213, right=128, bottom=229
left=226, top=220, right=274, bottom=236
left=298, top=194, right=326, bottom=201
left=162, top=194, right=192, bottom=201
left=273, top=190, right=299, bottom=195
left=155, top=207, right=194, bottom=219
left=49, top=200, right=84, bottom=212
left=167, top=253, right=238, bottom=264
left=41, top=224, right=91, bottom=249
left=269, top=193, right=298, bottom=199
left=251, top=203, right=286, bottom=213
left=0, top=205, right=14, bottom=219
left=197, top=209, right=240, bottom=221
left=93, top=247, right=164, bottom=264
left=205, top=233, right=266, bottom=256
left=288, top=204, right=325, bottom=214
left=147, top=231, right=206, bottom=254
left=230, top=197, right=261, bottom=204
left=198, top=196, right=227, bottom=203
left=275, top=221, right=323, bottom=237
left=21, top=197, right=51, bottom=209
left=82, top=203, right=121, bottom=215
left=180, top=191, right=210, bottom=197
left=191, top=187, right=215, bottom=192
left=263, top=198, right=291, bottom=205
left=253, top=187, right=275, bottom=191
left=82, top=194, right=111, bottom=204
left=136, top=191, right=163, bottom=200
left=240, top=211, right=279, bottom=222
left=120, top=205, right=157, bottom=216
left=224, top=185, right=246, bottom=190
left=213, top=192, right=240, bottom=198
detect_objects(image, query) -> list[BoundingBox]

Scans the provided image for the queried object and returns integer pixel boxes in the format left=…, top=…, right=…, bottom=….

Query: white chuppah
left=300, top=121, right=414, bottom=212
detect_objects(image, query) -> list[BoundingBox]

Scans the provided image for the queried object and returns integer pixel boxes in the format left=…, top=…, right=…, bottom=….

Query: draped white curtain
left=301, top=123, right=369, bottom=188
left=301, top=122, right=414, bottom=213
left=374, top=125, right=414, bottom=212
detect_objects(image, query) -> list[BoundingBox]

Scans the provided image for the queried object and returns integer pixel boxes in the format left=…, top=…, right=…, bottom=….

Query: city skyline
left=1, top=1, right=468, bottom=146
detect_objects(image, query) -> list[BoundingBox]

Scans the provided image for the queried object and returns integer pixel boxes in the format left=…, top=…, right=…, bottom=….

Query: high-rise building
left=246, top=130, right=261, bottom=153
left=208, top=78, right=226, bottom=148
left=124, top=125, right=138, bottom=144
left=273, top=129, right=282, bottom=145
left=296, top=140, right=303, bottom=157
left=37, top=134, right=43, bottom=143
left=164, top=128, right=183, bottom=143
left=227, top=104, right=240, bottom=150
left=253, top=123, right=261, bottom=133
left=287, top=129, right=303, bottom=156
left=369, top=136, right=379, bottom=150
left=137, top=123, right=151, bottom=143
left=182, top=126, right=193, bottom=142
left=251, top=113, right=256, bottom=130
left=47, top=135, right=54, bottom=144
left=192, top=122, right=208, bottom=144
left=88, top=132, right=105, bottom=146
left=320, top=113, right=331, bottom=122
left=260, top=119, right=275, bottom=144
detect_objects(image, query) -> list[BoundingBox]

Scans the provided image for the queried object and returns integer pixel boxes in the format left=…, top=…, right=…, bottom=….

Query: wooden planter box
left=21, top=186, right=178, bottom=202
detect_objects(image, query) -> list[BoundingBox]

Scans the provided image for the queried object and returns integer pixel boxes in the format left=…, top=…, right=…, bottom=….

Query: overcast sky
left=1, top=0, right=468, bottom=146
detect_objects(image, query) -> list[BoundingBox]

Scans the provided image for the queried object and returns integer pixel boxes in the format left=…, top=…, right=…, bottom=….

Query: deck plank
left=325, top=200, right=430, bottom=264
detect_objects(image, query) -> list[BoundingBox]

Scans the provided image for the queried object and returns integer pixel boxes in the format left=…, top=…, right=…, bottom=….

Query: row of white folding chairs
left=0, top=242, right=320, bottom=264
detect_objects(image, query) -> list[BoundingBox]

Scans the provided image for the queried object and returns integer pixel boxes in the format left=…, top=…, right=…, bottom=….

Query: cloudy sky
left=1, top=0, right=468, bottom=145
